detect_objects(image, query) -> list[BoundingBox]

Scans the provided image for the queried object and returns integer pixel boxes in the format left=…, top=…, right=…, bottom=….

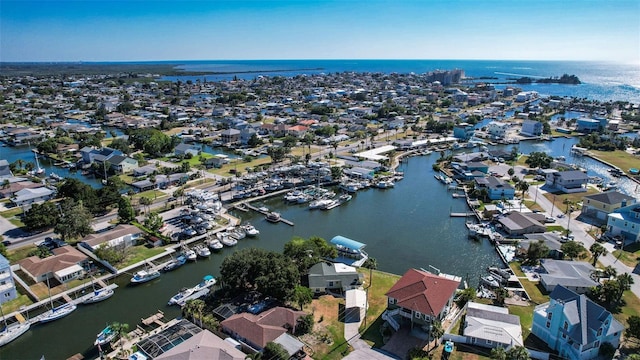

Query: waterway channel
left=1, top=136, right=638, bottom=359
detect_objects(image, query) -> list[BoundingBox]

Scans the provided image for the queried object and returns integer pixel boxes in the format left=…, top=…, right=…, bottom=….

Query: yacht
left=168, top=287, right=196, bottom=306
left=0, top=309, right=30, bottom=347
left=242, top=223, right=260, bottom=237
left=196, top=244, right=211, bottom=258
left=94, top=325, right=117, bottom=346
left=265, top=212, right=281, bottom=223
left=217, top=232, right=237, bottom=247
left=207, top=238, right=224, bottom=251
left=130, top=269, right=161, bottom=284
left=162, top=254, right=187, bottom=272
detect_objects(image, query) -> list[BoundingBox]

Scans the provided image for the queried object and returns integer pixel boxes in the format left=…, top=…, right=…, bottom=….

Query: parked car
left=545, top=217, right=556, bottom=223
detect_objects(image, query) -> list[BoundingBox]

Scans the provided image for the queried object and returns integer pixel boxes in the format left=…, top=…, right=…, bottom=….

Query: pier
left=244, top=203, right=295, bottom=226
left=450, top=212, right=476, bottom=217
left=141, top=310, right=165, bottom=326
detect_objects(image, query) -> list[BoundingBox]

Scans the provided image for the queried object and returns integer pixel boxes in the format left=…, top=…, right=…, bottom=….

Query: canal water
left=1, top=136, right=638, bottom=359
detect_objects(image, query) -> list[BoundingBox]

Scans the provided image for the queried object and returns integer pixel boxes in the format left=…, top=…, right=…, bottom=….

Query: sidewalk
left=527, top=186, right=640, bottom=298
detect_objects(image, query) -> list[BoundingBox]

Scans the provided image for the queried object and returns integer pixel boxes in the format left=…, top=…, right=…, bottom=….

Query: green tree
left=94, top=244, right=126, bottom=265
left=54, top=200, right=94, bottom=241
left=182, top=299, right=206, bottom=327
left=330, top=166, right=343, bottom=181
left=261, top=342, right=289, bottom=360
left=144, top=212, right=164, bottom=233
left=109, top=322, right=130, bottom=357
left=515, top=180, right=529, bottom=199
left=561, top=241, right=585, bottom=260
left=283, top=236, right=337, bottom=273
left=109, top=138, right=131, bottom=155
left=505, top=346, right=530, bottom=360
left=490, top=346, right=507, bottom=360
left=139, top=196, right=152, bottom=214
left=23, top=202, right=60, bottom=230
left=267, top=146, right=287, bottom=164
left=429, top=320, right=444, bottom=346
left=494, top=287, right=509, bottom=306
left=589, top=243, right=607, bottom=266
left=117, top=196, right=135, bottom=223
left=0, top=243, right=7, bottom=258
left=626, top=315, right=640, bottom=341
left=507, top=168, right=515, bottom=177
left=247, top=133, right=262, bottom=148
left=456, top=287, right=477, bottom=307
left=526, top=240, right=549, bottom=265
left=295, top=314, right=314, bottom=336
left=525, top=151, right=553, bottom=169
left=292, top=285, right=313, bottom=310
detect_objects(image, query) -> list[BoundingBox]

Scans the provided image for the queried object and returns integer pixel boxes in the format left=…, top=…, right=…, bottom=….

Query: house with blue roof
left=532, top=286, right=624, bottom=360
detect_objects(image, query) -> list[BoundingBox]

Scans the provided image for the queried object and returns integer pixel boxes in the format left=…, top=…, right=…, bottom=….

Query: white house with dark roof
left=545, top=170, right=589, bottom=193
left=80, top=224, right=143, bottom=252
left=538, top=259, right=600, bottom=294
left=532, top=286, right=624, bottom=360
left=606, top=202, right=640, bottom=244
left=307, top=262, right=364, bottom=295
left=108, top=154, right=138, bottom=174
left=463, top=302, right=523, bottom=349
left=581, top=191, right=636, bottom=224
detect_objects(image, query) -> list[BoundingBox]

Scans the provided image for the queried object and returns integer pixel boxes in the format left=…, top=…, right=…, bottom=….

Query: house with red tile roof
left=383, top=268, right=460, bottom=331
left=220, top=306, right=306, bottom=355
left=18, top=246, right=89, bottom=284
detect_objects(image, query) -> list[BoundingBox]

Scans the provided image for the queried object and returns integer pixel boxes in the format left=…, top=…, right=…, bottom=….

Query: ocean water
left=160, top=60, right=640, bottom=103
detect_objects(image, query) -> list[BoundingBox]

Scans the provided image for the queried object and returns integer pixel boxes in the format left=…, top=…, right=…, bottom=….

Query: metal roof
left=330, top=235, right=365, bottom=250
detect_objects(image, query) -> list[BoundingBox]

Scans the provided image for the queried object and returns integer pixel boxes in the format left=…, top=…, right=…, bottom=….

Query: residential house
left=576, top=118, right=605, bottom=133
left=521, top=120, right=543, bottom=137
left=487, top=121, right=509, bottom=139
left=18, top=246, right=88, bottom=284
left=383, top=269, right=460, bottom=332
left=453, top=123, right=475, bottom=141
left=0, top=254, right=18, bottom=305
left=107, top=155, right=138, bottom=174
left=154, top=328, right=246, bottom=360
left=174, top=143, right=200, bottom=157
left=463, top=302, right=523, bottom=349
left=538, top=259, right=600, bottom=294
left=545, top=170, right=589, bottom=193
left=497, top=212, right=546, bottom=235
left=11, top=187, right=56, bottom=208
left=307, top=262, right=364, bottom=295
left=474, top=176, right=515, bottom=200
left=204, top=154, right=230, bottom=169
left=0, top=181, right=43, bottom=199
left=286, top=125, right=308, bottom=138
left=80, top=146, right=123, bottom=165
left=221, top=306, right=306, bottom=355
left=79, top=224, right=143, bottom=252
left=606, top=202, right=640, bottom=244
left=133, top=164, right=158, bottom=177
left=581, top=191, right=636, bottom=224
left=220, top=129, right=241, bottom=144
left=239, top=127, right=257, bottom=145
left=532, top=286, right=624, bottom=360
left=0, top=159, right=13, bottom=178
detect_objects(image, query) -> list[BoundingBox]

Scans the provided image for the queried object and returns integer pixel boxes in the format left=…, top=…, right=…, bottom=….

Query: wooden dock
left=142, top=310, right=165, bottom=326
left=245, top=204, right=294, bottom=226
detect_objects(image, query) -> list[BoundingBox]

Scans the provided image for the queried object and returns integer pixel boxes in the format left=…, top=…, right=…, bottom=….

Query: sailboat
left=37, top=278, right=77, bottom=323
left=81, top=277, right=115, bottom=305
left=33, top=150, right=44, bottom=175
left=0, top=305, right=30, bottom=347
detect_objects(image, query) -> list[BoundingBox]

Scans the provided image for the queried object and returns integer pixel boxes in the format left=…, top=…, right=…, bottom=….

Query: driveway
left=527, top=185, right=640, bottom=298
left=343, top=307, right=399, bottom=360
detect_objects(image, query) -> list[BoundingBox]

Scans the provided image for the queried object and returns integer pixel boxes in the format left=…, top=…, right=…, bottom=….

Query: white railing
left=382, top=309, right=400, bottom=331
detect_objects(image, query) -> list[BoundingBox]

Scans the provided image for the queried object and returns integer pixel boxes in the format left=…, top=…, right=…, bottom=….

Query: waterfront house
left=576, top=118, right=605, bottom=133
left=383, top=268, right=460, bottom=332
left=453, top=123, right=475, bottom=141
left=0, top=159, right=13, bottom=178
left=520, top=120, right=543, bottom=137
left=107, top=155, right=138, bottom=174
left=80, top=146, right=123, bottom=165
left=581, top=191, right=636, bottom=225
left=606, top=202, right=640, bottom=244
left=487, top=121, right=509, bottom=139
left=487, top=149, right=516, bottom=161
left=204, top=154, right=230, bottom=169
left=0, top=254, right=18, bottom=305
left=79, top=224, right=143, bottom=252
left=133, top=164, right=158, bottom=177
left=307, top=262, right=364, bottom=295
left=18, top=246, right=88, bottom=284
left=532, top=286, right=624, bottom=360
left=538, top=259, right=600, bottom=294
left=220, top=306, right=306, bottom=356
left=474, top=176, right=515, bottom=200
left=11, top=186, right=56, bottom=208
left=153, top=328, right=246, bottom=360
left=497, top=212, right=546, bottom=235
left=174, top=143, right=200, bottom=157
left=220, top=129, right=241, bottom=144
left=544, top=170, right=588, bottom=193
left=462, top=301, right=523, bottom=349
left=330, top=236, right=369, bottom=267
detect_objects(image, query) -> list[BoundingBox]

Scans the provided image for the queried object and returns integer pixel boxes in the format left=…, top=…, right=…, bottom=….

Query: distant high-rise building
left=424, top=69, right=465, bottom=85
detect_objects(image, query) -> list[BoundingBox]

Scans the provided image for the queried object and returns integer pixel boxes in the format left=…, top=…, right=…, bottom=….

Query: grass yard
left=590, top=150, right=640, bottom=172
left=116, top=246, right=167, bottom=269
left=302, top=295, right=350, bottom=360
left=508, top=304, right=535, bottom=339
left=359, top=270, right=401, bottom=346
left=208, top=157, right=272, bottom=177
left=1, top=207, right=23, bottom=218
left=6, top=244, right=39, bottom=262
left=612, top=242, right=640, bottom=268
left=614, top=290, right=640, bottom=325
left=0, top=295, right=33, bottom=314
left=543, top=188, right=598, bottom=214
left=131, top=190, right=166, bottom=202
left=509, top=262, right=549, bottom=305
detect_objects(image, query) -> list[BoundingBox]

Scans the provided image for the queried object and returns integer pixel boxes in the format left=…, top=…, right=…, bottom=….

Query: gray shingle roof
left=584, top=191, right=635, bottom=205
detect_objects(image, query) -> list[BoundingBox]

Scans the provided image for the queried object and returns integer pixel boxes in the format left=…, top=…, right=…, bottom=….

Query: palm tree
left=516, top=180, right=529, bottom=199
left=490, top=346, right=507, bottom=360
left=110, top=322, right=130, bottom=357
left=563, top=198, right=574, bottom=214
left=2, top=179, right=10, bottom=189
left=139, top=197, right=152, bottom=214
left=183, top=299, right=206, bottom=327
left=428, top=320, right=444, bottom=350
left=494, top=287, right=509, bottom=306
left=506, top=346, right=530, bottom=360
left=589, top=243, right=607, bottom=266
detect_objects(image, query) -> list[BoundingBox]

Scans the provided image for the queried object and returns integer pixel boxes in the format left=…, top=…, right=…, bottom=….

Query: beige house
left=18, top=246, right=88, bottom=284
left=581, top=191, right=636, bottom=224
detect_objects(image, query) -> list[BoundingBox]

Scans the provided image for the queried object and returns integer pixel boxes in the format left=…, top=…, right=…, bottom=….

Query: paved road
left=527, top=184, right=640, bottom=298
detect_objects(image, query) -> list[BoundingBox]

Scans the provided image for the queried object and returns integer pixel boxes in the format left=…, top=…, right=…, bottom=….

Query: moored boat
left=217, top=232, right=237, bottom=247
left=196, top=244, right=211, bottom=258
left=168, top=287, right=196, bottom=306
left=184, top=248, right=197, bottom=261
left=82, top=287, right=114, bottom=305
left=242, top=223, right=260, bottom=237
left=162, top=254, right=187, bottom=272
left=207, top=238, right=224, bottom=251
left=130, top=269, right=161, bottom=284
left=38, top=303, right=77, bottom=323
left=265, top=211, right=281, bottom=223
left=0, top=320, right=30, bottom=347
left=94, top=325, right=117, bottom=346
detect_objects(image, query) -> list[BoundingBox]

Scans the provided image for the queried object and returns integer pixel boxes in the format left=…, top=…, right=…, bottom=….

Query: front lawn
left=0, top=207, right=23, bottom=218
left=543, top=188, right=598, bottom=214
left=590, top=150, right=640, bottom=173
left=303, top=295, right=350, bottom=360
left=612, top=242, right=640, bottom=268
left=508, top=304, right=535, bottom=339
left=359, top=270, right=401, bottom=346
left=116, top=246, right=167, bottom=269
left=509, top=262, right=549, bottom=305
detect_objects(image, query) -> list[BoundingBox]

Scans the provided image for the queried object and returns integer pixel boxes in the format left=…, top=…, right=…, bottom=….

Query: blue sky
left=1, top=0, right=639, bottom=63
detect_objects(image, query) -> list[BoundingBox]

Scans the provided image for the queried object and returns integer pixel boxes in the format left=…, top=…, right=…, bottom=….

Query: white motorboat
left=309, top=199, right=333, bottom=209
left=229, top=227, right=246, bottom=240
left=82, top=287, right=114, bottom=305
left=217, top=232, right=237, bottom=247
left=168, top=287, right=196, bottom=305
left=130, top=269, right=161, bottom=284
left=184, top=248, right=197, bottom=261
left=94, top=325, right=117, bottom=346
left=242, top=223, right=260, bottom=237
left=196, top=244, right=211, bottom=258
left=480, top=275, right=501, bottom=288
left=265, top=211, right=281, bottom=223
left=207, top=238, right=224, bottom=251
left=38, top=303, right=77, bottom=323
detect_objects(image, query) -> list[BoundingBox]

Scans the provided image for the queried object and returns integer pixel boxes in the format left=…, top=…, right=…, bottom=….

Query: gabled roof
left=583, top=191, right=635, bottom=205
left=18, top=246, right=87, bottom=278
left=464, top=302, right=523, bottom=347
left=553, top=170, right=588, bottom=181
left=498, top=212, right=545, bottom=232
left=154, top=329, right=245, bottom=360
left=220, top=307, right=306, bottom=348
left=81, top=224, right=142, bottom=248
left=549, top=286, right=624, bottom=345
left=385, top=269, right=460, bottom=316
left=540, top=259, right=600, bottom=289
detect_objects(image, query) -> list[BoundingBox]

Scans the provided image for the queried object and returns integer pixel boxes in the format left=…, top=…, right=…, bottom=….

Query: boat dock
left=244, top=203, right=295, bottom=226
left=72, top=283, right=118, bottom=304
left=141, top=310, right=165, bottom=326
